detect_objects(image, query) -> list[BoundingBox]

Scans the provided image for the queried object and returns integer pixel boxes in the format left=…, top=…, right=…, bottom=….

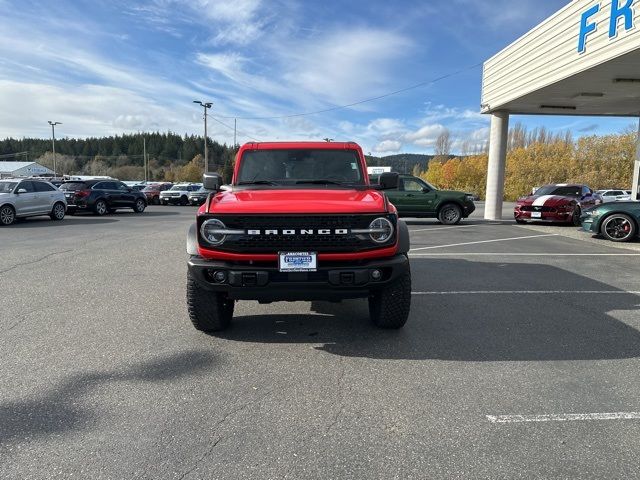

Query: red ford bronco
left=186, top=141, right=411, bottom=331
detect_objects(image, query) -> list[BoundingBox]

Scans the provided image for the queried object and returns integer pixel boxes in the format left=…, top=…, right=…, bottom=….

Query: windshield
left=0, top=182, right=18, bottom=193
left=170, top=185, right=188, bottom=191
left=143, top=185, right=158, bottom=191
left=236, top=149, right=364, bottom=185
left=535, top=185, right=582, bottom=197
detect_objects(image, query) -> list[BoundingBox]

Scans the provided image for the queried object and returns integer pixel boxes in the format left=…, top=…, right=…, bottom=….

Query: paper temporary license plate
left=279, top=252, right=317, bottom=272
left=531, top=211, right=542, bottom=218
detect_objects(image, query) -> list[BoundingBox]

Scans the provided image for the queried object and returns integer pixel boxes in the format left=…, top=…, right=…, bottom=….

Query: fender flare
left=187, top=223, right=199, bottom=255
left=397, top=219, right=410, bottom=254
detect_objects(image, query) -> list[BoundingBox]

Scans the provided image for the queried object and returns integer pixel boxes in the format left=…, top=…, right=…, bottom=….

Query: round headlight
left=369, top=217, right=394, bottom=243
left=200, top=218, right=227, bottom=246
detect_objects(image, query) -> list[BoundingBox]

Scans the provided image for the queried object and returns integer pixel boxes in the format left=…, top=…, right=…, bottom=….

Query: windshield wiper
left=236, top=180, right=280, bottom=186
left=295, top=180, right=347, bottom=185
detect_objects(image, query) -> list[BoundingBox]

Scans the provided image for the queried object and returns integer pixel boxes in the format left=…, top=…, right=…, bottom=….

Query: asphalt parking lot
left=2, top=205, right=640, bottom=479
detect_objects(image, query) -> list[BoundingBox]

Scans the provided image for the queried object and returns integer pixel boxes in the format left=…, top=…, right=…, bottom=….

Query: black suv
left=60, top=180, right=147, bottom=215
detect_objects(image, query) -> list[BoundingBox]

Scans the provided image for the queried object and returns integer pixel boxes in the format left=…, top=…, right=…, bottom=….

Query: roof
left=240, top=141, right=362, bottom=150
left=0, top=161, right=39, bottom=172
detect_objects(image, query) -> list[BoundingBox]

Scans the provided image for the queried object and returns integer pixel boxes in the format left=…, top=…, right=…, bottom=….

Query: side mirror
left=16, top=188, right=27, bottom=194
left=422, top=186, right=431, bottom=193
left=378, top=172, right=399, bottom=190
left=203, top=173, right=223, bottom=191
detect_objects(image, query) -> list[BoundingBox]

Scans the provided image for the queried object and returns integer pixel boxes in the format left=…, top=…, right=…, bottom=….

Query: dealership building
left=482, top=0, right=640, bottom=219
left=0, top=161, right=54, bottom=179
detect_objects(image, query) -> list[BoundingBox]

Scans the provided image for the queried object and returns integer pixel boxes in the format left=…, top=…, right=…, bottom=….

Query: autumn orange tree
left=420, top=129, right=636, bottom=200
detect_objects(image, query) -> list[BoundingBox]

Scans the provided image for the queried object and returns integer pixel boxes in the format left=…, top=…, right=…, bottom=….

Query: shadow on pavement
left=0, top=350, right=218, bottom=444
left=218, top=259, right=640, bottom=362
left=7, top=217, right=119, bottom=227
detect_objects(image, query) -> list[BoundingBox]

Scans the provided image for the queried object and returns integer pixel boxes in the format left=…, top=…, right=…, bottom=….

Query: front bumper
left=463, top=201, right=476, bottom=217
left=514, top=209, right=572, bottom=223
left=187, top=254, right=409, bottom=302
left=160, top=196, right=182, bottom=204
left=580, top=215, right=600, bottom=233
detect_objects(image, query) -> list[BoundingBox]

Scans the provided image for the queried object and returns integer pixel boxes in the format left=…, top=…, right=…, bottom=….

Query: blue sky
left=0, top=0, right=634, bottom=155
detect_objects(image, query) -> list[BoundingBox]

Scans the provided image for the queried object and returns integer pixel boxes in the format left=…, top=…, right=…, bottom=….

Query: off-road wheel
left=94, top=199, right=108, bottom=216
left=50, top=202, right=66, bottom=221
left=368, top=265, right=411, bottom=329
left=187, top=269, right=234, bottom=332
left=438, top=203, right=462, bottom=225
left=133, top=198, right=146, bottom=213
left=0, top=204, right=16, bottom=226
left=600, top=214, right=637, bottom=242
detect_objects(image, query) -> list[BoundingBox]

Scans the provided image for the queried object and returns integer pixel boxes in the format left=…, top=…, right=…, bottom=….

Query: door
left=13, top=181, right=39, bottom=216
left=33, top=181, right=58, bottom=214
left=385, top=177, right=437, bottom=217
left=93, top=182, right=120, bottom=208
left=115, top=182, right=136, bottom=207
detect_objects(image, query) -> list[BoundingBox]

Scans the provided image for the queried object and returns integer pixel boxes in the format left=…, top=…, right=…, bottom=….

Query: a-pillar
left=484, top=111, right=509, bottom=220
left=632, top=118, right=640, bottom=201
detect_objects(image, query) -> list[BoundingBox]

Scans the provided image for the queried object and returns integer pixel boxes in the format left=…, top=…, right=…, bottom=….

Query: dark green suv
left=371, top=174, right=476, bottom=224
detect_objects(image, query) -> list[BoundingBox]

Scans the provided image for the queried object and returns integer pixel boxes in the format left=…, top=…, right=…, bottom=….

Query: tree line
left=418, top=126, right=637, bottom=201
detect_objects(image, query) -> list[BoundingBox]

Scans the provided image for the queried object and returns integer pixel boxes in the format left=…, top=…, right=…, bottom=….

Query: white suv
left=159, top=183, right=202, bottom=205
left=0, top=179, right=67, bottom=225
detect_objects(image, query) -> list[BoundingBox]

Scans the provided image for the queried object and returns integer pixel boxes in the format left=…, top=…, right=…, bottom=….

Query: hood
left=207, top=188, right=387, bottom=215
left=517, top=194, right=576, bottom=207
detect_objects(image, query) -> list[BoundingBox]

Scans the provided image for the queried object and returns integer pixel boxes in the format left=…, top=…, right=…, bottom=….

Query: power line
left=215, top=63, right=483, bottom=121
left=208, top=116, right=261, bottom=142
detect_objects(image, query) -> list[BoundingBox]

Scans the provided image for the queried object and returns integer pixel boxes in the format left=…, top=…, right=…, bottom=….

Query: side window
left=403, top=179, right=425, bottom=192
left=18, top=181, right=35, bottom=192
left=582, top=186, right=591, bottom=196
left=34, top=181, right=55, bottom=192
left=116, top=182, right=129, bottom=191
left=92, top=182, right=107, bottom=190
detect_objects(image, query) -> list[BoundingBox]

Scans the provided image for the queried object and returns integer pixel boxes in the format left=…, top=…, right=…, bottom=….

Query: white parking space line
left=487, top=412, right=640, bottom=424
left=409, top=253, right=640, bottom=257
left=412, top=290, right=640, bottom=295
left=409, top=224, right=498, bottom=233
left=409, top=234, right=558, bottom=251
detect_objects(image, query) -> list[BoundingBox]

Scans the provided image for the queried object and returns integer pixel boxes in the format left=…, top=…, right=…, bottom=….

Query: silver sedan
left=0, top=179, right=67, bottom=225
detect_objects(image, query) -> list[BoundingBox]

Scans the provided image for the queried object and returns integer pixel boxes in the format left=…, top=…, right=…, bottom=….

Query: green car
left=581, top=201, right=640, bottom=242
left=370, top=174, right=476, bottom=225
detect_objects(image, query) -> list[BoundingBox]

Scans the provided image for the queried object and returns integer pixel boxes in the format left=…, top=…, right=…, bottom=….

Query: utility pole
left=143, top=136, right=147, bottom=182
left=234, top=118, right=237, bottom=149
left=48, top=121, right=61, bottom=178
left=193, top=101, right=213, bottom=173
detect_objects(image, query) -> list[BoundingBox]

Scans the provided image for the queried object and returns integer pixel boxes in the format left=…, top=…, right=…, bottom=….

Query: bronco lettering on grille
left=247, top=229, right=349, bottom=235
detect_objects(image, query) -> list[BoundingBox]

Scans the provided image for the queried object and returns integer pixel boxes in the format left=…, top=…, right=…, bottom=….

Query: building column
left=485, top=111, right=509, bottom=220
left=632, top=118, right=640, bottom=201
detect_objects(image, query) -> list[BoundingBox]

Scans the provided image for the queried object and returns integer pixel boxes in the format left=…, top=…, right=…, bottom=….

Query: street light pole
left=193, top=101, right=213, bottom=173
left=48, top=121, right=61, bottom=178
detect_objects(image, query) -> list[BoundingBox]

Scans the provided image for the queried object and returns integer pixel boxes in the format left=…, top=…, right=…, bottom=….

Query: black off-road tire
left=368, top=265, right=411, bottom=329
left=187, top=269, right=234, bottom=332
left=50, top=202, right=66, bottom=221
left=438, top=203, right=462, bottom=225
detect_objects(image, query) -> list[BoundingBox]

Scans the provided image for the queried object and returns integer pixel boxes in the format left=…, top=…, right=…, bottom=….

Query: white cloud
left=373, top=140, right=402, bottom=154
left=403, top=124, right=446, bottom=146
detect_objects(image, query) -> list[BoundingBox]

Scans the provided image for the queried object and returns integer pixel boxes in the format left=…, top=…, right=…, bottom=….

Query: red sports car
left=514, top=184, right=602, bottom=225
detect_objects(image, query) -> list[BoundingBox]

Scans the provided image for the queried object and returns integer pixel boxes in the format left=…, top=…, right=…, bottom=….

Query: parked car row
left=513, top=182, right=639, bottom=244
left=59, top=180, right=147, bottom=215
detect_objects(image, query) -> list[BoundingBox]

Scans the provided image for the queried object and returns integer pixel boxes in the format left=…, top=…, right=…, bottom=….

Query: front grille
left=199, top=214, right=395, bottom=253
left=521, top=205, right=557, bottom=213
